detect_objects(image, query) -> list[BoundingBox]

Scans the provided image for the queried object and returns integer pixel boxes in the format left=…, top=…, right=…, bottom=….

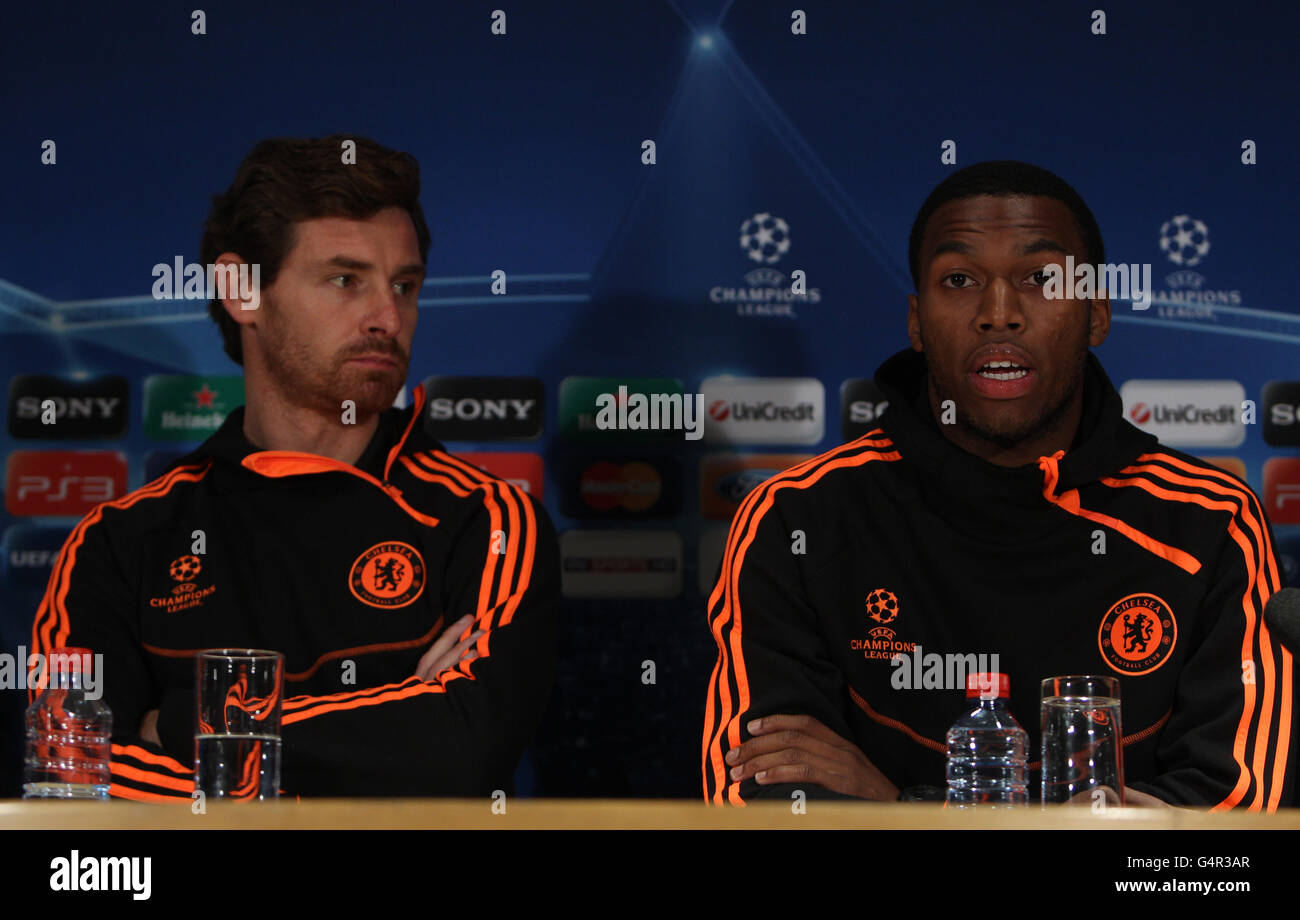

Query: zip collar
left=177, top=384, right=440, bottom=526
left=873, top=348, right=1158, bottom=540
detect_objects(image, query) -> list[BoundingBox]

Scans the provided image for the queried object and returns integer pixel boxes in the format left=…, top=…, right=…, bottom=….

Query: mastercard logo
left=579, top=461, right=662, bottom=512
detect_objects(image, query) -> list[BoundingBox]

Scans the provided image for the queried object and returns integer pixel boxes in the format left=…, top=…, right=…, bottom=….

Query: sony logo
left=1270, top=404, right=1300, bottom=425
left=428, top=398, right=536, bottom=422
left=15, top=396, right=122, bottom=419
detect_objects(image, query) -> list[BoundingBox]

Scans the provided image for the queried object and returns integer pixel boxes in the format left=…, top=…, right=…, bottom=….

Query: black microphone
left=1264, top=588, right=1300, bottom=653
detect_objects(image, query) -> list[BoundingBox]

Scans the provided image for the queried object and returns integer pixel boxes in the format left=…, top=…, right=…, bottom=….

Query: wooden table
left=3, top=799, right=1297, bottom=830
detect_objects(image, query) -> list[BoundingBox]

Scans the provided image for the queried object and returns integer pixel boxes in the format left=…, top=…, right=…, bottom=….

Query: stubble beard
left=258, top=294, right=408, bottom=418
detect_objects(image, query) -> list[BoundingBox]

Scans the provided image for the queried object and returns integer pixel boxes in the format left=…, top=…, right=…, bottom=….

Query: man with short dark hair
left=31, top=135, right=559, bottom=798
left=703, top=161, right=1293, bottom=809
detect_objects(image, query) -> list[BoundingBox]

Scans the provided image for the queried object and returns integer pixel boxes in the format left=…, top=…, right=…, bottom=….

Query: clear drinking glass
left=1040, top=675, right=1124, bottom=806
left=195, top=649, right=283, bottom=801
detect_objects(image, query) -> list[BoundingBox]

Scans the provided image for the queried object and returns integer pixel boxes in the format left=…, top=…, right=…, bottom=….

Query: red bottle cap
left=966, top=672, right=1009, bottom=699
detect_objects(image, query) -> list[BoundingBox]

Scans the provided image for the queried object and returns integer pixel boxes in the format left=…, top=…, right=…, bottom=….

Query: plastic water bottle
left=946, top=671, right=1027, bottom=808
left=24, top=647, right=112, bottom=800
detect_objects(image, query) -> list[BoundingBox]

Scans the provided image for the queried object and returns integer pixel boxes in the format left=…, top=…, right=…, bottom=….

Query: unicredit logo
left=725, top=401, right=816, bottom=422
left=710, top=399, right=815, bottom=423
left=700, top=376, right=825, bottom=445
left=1119, top=380, right=1245, bottom=448
left=1145, top=404, right=1237, bottom=424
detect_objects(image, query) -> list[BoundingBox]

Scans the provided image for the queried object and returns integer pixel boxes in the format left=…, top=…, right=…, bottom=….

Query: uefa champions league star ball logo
left=169, top=554, right=202, bottom=582
left=865, top=588, right=899, bottom=624
left=1158, top=215, right=1211, bottom=267
left=739, top=213, right=791, bottom=264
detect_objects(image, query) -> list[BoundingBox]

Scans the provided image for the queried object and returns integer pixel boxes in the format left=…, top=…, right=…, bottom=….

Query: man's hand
left=724, top=714, right=899, bottom=800
left=414, top=614, right=484, bottom=681
left=139, top=708, right=161, bottom=746
left=1067, top=785, right=1171, bottom=808
left=1121, top=787, right=1170, bottom=808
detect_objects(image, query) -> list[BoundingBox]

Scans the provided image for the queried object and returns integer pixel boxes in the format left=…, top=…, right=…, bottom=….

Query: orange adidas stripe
left=434, top=449, right=539, bottom=624
left=112, top=743, right=192, bottom=775
left=449, top=454, right=526, bottom=628
left=32, top=464, right=205, bottom=659
left=283, top=676, right=425, bottom=713
left=407, top=453, right=506, bottom=626
left=1140, top=452, right=1280, bottom=589
left=1105, top=455, right=1285, bottom=811
left=703, top=435, right=895, bottom=803
left=725, top=445, right=903, bottom=804
left=704, top=434, right=899, bottom=804
left=384, top=384, right=425, bottom=480
left=426, top=452, right=521, bottom=673
left=1271, top=652, right=1293, bottom=813
left=1136, top=450, right=1290, bottom=810
left=1107, top=462, right=1271, bottom=807
left=1137, top=451, right=1288, bottom=811
left=110, top=761, right=193, bottom=792
left=279, top=485, right=537, bottom=723
left=408, top=448, right=538, bottom=638
left=30, top=464, right=211, bottom=687
left=501, top=488, right=538, bottom=627
left=282, top=678, right=446, bottom=724
left=1103, top=473, right=1261, bottom=809
left=705, top=449, right=828, bottom=803
left=1039, top=451, right=1200, bottom=574
left=109, top=784, right=186, bottom=802
left=702, top=436, right=895, bottom=801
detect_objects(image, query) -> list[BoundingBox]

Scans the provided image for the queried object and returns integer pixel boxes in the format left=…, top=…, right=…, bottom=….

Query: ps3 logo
left=16, top=476, right=116, bottom=504
left=5, top=450, right=127, bottom=516
left=1264, top=458, right=1300, bottom=525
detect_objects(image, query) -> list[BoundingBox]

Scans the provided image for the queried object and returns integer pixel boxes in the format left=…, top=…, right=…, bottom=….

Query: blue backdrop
left=2, top=0, right=1297, bottom=797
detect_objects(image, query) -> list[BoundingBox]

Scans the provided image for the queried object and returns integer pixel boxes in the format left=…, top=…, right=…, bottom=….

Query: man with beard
left=30, top=136, right=559, bottom=799
left=703, top=161, right=1293, bottom=810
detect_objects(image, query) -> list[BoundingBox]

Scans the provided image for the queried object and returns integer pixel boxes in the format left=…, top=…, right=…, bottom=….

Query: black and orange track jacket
left=704, top=348, right=1293, bottom=809
left=30, top=384, right=558, bottom=800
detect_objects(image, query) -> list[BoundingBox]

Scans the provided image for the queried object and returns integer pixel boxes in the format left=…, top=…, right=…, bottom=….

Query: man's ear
left=213, top=253, right=261, bottom=325
left=1088, top=293, right=1111, bottom=347
left=907, top=293, right=923, bottom=352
